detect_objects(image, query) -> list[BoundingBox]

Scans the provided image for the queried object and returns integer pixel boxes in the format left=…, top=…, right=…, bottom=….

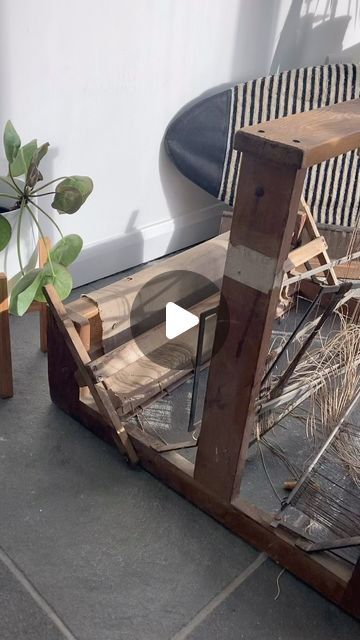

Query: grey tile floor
left=0, top=277, right=359, bottom=640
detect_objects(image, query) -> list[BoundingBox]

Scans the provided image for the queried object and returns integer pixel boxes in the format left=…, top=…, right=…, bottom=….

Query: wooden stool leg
left=0, top=273, right=13, bottom=399
left=38, top=237, right=51, bottom=353
left=39, top=304, right=48, bottom=353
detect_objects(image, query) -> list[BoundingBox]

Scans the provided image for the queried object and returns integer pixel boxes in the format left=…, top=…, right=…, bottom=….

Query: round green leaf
left=9, top=269, right=43, bottom=316
left=68, top=176, right=93, bottom=203
left=10, top=139, right=37, bottom=177
left=51, top=176, right=93, bottom=214
left=50, top=234, right=83, bottom=267
left=0, top=215, right=12, bottom=251
left=51, top=185, right=83, bottom=214
left=3, top=121, right=21, bottom=163
left=35, top=262, right=73, bottom=303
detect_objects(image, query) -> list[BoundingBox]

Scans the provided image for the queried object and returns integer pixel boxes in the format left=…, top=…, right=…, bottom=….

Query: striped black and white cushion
left=219, top=64, right=360, bottom=227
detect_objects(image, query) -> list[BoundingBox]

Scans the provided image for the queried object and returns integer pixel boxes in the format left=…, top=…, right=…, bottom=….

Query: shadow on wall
left=123, top=209, right=144, bottom=267
left=270, top=0, right=360, bottom=73
left=70, top=209, right=145, bottom=285
left=159, top=141, right=223, bottom=257
left=159, top=0, right=287, bottom=259
left=231, top=0, right=284, bottom=82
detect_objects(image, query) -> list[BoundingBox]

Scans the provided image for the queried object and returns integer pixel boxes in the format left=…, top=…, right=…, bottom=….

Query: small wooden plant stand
left=0, top=237, right=50, bottom=398
left=45, top=100, right=360, bottom=618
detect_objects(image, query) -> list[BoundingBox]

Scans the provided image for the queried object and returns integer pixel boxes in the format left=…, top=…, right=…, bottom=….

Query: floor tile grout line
left=169, top=552, right=268, bottom=640
left=0, top=545, right=79, bottom=640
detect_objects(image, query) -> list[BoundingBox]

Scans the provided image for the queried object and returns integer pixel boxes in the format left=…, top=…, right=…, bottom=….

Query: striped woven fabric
left=219, top=64, right=360, bottom=228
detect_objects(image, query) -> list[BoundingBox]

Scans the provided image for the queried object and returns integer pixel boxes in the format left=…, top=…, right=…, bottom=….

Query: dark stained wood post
left=342, top=556, right=360, bottom=618
left=195, top=99, right=360, bottom=502
left=194, top=154, right=305, bottom=501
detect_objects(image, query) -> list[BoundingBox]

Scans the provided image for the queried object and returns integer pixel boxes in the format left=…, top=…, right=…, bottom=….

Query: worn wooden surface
left=300, top=197, right=338, bottom=286
left=0, top=273, right=13, bottom=399
left=341, top=557, right=360, bottom=617
left=235, top=99, right=360, bottom=168
left=0, top=237, right=51, bottom=398
left=46, top=259, right=360, bottom=621
left=67, top=308, right=91, bottom=352
left=284, top=236, right=328, bottom=271
left=45, top=101, right=360, bottom=620
left=194, top=155, right=306, bottom=501
left=83, top=234, right=227, bottom=354
left=38, top=236, right=51, bottom=353
left=89, top=293, right=218, bottom=382
left=45, top=309, right=357, bottom=617
left=44, top=285, right=138, bottom=464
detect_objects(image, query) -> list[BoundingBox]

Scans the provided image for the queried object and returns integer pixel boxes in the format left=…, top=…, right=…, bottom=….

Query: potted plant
left=0, top=121, right=93, bottom=316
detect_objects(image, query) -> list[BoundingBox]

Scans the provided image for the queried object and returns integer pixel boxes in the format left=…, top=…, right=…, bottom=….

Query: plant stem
left=25, top=203, right=55, bottom=277
left=0, top=176, right=20, bottom=194
left=31, top=177, right=67, bottom=194
left=34, top=191, right=56, bottom=197
left=17, top=199, right=25, bottom=275
left=0, top=193, right=19, bottom=200
left=28, top=199, right=64, bottom=238
left=8, top=164, right=23, bottom=195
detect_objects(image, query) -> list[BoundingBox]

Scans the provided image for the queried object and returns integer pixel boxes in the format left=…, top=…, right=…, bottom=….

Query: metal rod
left=285, top=249, right=360, bottom=286
left=188, top=306, right=218, bottom=432
left=296, top=536, right=360, bottom=553
left=261, top=288, right=324, bottom=387
left=269, top=283, right=352, bottom=400
left=281, top=383, right=360, bottom=510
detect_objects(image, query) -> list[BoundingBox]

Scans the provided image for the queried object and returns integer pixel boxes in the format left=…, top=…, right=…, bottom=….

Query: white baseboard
left=70, top=204, right=223, bottom=287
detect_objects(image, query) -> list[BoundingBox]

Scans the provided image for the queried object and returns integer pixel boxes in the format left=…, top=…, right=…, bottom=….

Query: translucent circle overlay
left=129, top=269, right=229, bottom=371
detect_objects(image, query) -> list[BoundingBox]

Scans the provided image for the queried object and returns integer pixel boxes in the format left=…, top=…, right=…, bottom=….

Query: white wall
left=1, top=0, right=359, bottom=286
left=270, top=0, right=360, bottom=73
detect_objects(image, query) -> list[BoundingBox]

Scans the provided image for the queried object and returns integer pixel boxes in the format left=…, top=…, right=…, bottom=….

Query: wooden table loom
left=45, top=99, right=360, bottom=618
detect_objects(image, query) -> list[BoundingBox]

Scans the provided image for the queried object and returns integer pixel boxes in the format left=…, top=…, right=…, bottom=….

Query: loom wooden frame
left=46, top=99, right=360, bottom=618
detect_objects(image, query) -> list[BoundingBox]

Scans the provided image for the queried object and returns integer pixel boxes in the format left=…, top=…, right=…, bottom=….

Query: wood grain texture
left=46, top=295, right=359, bottom=619
left=194, top=155, right=306, bottom=502
left=84, top=234, right=228, bottom=353
left=0, top=273, right=13, bottom=399
left=67, top=309, right=91, bottom=352
left=89, top=293, right=218, bottom=379
left=38, top=236, right=51, bottom=353
left=300, top=197, right=338, bottom=286
left=235, top=99, right=360, bottom=168
left=284, top=236, right=328, bottom=271
left=66, top=297, right=103, bottom=354
left=341, top=557, right=360, bottom=618
left=44, top=284, right=138, bottom=464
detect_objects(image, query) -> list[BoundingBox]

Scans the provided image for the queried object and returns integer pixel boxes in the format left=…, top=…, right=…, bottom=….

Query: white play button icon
left=165, top=302, right=199, bottom=340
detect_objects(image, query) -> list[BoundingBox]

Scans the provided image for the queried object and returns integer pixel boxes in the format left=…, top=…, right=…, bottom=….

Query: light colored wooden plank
left=300, top=197, right=338, bottom=286
left=67, top=309, right=91, bottom=352
left=38, top=236, right=51, bottom=353
left=284, top=236, right=328, bottom=271
left=83, top=233, right=228, bottom=353
left=0, top=273, right=13, bottom=399
left=89, top=293, right=219, bottom=381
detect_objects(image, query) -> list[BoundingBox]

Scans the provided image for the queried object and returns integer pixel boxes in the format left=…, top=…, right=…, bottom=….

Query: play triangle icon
left=165, top=302, right=199, bottom=340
